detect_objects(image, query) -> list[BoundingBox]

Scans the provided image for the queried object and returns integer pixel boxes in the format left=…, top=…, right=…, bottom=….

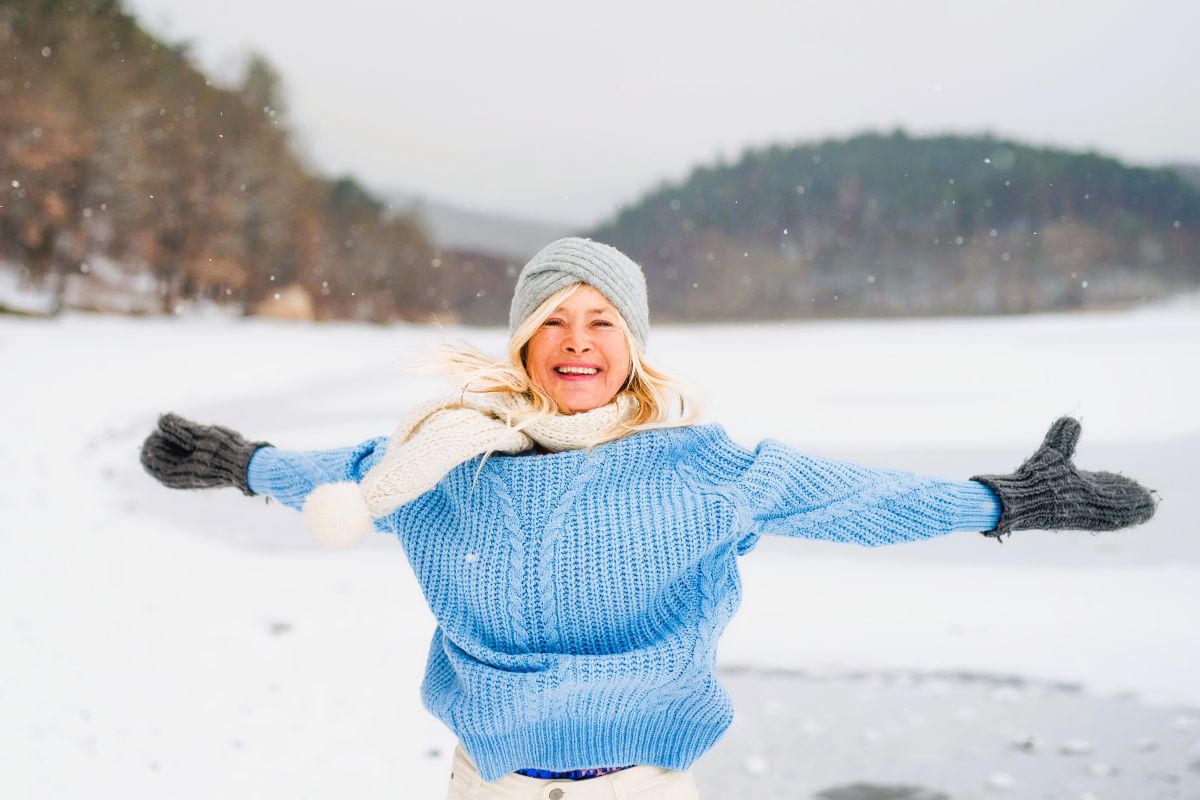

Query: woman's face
left=524, top=284, right=633, bottom=414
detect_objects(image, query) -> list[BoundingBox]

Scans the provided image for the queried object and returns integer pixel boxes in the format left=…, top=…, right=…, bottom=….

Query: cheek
left=606, top=345, right=631, bottom=381
left=525, top=336, right=552, bottom=373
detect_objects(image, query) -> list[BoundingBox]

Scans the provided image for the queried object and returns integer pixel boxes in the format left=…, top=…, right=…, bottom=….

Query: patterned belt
left=514, top=764, right=635, bottom=781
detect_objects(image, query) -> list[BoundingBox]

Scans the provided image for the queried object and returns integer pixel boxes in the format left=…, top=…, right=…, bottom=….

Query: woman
left=141, top=237, right=1158, bottom=799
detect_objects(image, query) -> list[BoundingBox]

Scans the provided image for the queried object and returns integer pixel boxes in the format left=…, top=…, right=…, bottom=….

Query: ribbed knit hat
left=508, top=237, right=650, bottom=349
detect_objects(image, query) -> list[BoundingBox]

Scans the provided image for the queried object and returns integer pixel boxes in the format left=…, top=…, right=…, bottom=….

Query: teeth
left=556, top=366, right=599, bottom=375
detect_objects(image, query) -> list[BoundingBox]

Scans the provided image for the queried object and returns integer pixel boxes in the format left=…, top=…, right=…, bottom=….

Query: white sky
left=126, top=0, right=1199, bottom=227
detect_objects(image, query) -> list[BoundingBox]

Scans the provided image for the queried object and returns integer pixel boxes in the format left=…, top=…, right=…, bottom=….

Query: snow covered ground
left=2, top=299, right=1198, bottom=799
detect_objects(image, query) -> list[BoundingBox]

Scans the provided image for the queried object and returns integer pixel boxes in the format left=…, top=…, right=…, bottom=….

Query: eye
left=542, top=319, right=563, bottom=326
left=592, top=319, right=614, bottom=327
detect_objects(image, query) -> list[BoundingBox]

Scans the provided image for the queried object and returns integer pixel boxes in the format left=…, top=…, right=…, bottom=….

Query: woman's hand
left=139, top=413, right=272, bottom=496
left=970, top=416, right=1159, bottom=540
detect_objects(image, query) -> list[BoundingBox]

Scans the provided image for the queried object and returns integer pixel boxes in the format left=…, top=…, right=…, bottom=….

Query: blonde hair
left=410, top=282, right=704, bottom=446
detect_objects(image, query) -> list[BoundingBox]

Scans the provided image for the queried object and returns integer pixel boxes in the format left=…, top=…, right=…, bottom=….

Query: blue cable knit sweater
left=247, top=422, right=1001, bottom=782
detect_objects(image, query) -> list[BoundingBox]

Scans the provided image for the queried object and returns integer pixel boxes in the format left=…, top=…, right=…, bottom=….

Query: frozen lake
left=2, top=298, right=1198, bottom=798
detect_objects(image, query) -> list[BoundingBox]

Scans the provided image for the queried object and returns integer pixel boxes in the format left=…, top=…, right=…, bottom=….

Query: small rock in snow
left=1086, top=762, right=1118, bottom=777
left=1009, top=732, right=1042, bottom=753
left=1132, top=737, right=1158, bottom=752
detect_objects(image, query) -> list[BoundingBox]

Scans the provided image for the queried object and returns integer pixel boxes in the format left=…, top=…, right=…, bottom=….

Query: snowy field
left=2, top=299, right=1199, bottom=799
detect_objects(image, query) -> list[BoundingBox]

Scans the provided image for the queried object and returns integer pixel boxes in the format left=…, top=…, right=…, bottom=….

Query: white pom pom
left=303, top=482, right=375, bottom=548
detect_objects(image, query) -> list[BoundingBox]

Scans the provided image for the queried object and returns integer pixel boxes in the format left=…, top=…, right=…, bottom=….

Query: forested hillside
left=0, top=0, right=514, bottom=322
left=589, top=131, right=1200, bottom=319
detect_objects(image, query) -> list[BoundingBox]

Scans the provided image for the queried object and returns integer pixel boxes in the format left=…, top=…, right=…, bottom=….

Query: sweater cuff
left=245, top=446, right=277, bottom=497
left=963, top=479, right=1004, bottom=532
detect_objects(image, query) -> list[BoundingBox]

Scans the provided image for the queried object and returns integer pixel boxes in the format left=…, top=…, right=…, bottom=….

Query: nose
left=562, top=321, right=592, bottom=354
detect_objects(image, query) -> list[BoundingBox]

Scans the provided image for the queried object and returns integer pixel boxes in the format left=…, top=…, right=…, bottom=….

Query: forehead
left=554, top=284, right=615, bottom=313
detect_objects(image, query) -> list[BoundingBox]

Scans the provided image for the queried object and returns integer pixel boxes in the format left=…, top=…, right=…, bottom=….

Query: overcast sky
left=126, top=0, right=1198, bottom=227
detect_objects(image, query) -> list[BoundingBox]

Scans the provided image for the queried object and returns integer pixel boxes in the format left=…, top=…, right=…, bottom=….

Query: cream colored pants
left=446, top=743, right=701, bottom=800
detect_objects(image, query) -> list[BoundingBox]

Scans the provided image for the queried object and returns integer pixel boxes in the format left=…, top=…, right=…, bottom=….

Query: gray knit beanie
left=508, top=237, right=650, bottom=349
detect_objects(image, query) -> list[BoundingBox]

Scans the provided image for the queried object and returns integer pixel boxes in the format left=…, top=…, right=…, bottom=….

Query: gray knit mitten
left=970, top=416, right=1158, bottom=541
left=139, top=413, right=271, bottom=496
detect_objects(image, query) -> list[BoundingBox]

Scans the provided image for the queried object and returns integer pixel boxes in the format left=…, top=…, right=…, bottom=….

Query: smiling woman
left=414, top=237, right=704, bottom=443
left=139, top=236, right=1158, bottom=800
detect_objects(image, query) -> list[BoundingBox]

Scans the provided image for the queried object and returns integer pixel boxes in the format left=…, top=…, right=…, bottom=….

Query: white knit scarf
left=302, top=393, right=636, bottom=547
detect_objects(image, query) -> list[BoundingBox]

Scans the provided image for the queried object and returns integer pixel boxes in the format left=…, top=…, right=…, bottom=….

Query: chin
left=558, top=394, right=614, bottom=414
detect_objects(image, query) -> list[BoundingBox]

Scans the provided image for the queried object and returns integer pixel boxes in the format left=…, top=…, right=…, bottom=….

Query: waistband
left=513, top=764, right=635, bottom=781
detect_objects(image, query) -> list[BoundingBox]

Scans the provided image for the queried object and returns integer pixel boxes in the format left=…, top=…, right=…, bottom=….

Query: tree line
left=587, top=130, right=1200, bottom=319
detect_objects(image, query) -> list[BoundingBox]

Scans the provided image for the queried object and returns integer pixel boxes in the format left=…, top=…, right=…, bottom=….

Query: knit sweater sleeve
left=245, top=436, right=388, bottom=511
left=684, top=424, right=1002, bottom=554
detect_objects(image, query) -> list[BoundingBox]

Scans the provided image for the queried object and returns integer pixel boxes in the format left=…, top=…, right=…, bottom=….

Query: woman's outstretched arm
left=140, top=412, right=387, bottom=510
left=690, top=417, right=1157, bottom=553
